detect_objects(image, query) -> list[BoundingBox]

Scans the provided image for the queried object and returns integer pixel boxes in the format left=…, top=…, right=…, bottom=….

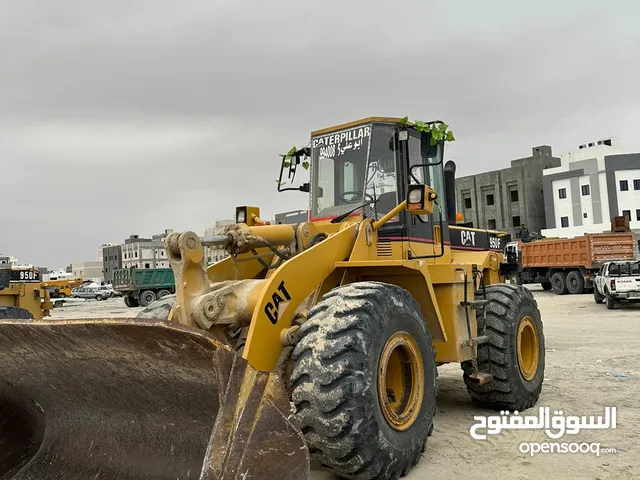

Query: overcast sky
left=2, top=1, right=640, bottom=268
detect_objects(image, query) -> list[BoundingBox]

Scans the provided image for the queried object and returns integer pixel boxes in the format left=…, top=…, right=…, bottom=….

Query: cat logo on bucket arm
left=406, top=184, right=437, bottom=215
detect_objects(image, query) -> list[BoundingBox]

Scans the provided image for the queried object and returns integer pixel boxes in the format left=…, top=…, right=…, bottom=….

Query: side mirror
left=421, top=131, right=438, bottom=159
left=406, top=184, right=437, bottom=215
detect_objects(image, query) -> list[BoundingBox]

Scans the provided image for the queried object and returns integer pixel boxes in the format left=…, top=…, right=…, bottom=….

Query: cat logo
left=264, top=280, right=292, bottom=325
left=461, top=230, right=476, bottom=247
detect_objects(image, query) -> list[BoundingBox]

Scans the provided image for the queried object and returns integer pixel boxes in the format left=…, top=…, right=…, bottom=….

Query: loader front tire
left=0, top=306, right=34, bottom=320
left=291, top=281, right=436, bottom=480
left=462, top=284, right=545, bottom=412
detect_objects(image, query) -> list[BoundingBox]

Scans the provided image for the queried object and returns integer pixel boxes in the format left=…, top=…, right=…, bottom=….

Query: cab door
left=403, top=132, right=437, bottom=258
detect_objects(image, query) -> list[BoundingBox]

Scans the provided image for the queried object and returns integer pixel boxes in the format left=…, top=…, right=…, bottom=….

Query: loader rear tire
left=462, top=284, right=545, bottom=412
left=290, top=281, right=437, bottom=480
left=0, top=306, right=34, bottom=320
left=137, top=295, right=175, bottom=320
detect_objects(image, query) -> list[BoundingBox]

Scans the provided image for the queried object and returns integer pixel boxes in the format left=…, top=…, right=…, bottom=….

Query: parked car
left=70, top=286, right=108, bottom=301
left=594, top=260, right=640, bottom=309
left=96, top=285, right=117, bottom=298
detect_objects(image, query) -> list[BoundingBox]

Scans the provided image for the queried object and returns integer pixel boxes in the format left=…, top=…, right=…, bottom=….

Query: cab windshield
left=310, top=123, right=398, bottom=220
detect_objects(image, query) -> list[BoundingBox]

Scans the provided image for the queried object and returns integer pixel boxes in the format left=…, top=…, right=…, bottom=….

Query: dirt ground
left=51, top=286, right=640, bottom=480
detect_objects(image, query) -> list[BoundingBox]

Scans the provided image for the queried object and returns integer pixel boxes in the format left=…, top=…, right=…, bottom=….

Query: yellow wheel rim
left=517, top=316, right=539, bottom=381
left=378, top=332, right=424, bottom=431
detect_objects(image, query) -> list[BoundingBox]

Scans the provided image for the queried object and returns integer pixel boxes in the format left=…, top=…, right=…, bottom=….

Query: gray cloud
left=1, top=0, right=640, bottom=267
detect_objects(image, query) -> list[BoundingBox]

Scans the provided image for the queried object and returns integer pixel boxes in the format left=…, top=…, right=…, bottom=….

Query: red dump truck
left=505, top=232, right=637, bottom=295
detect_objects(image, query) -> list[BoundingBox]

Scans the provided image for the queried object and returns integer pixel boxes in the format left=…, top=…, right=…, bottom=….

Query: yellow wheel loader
left=0, top=117, right=545, bottom=480
left=0, top=267, right=52, bottom=320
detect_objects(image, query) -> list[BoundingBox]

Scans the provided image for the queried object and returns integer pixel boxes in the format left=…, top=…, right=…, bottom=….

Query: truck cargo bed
left=521, top=232, right=636, bottom=269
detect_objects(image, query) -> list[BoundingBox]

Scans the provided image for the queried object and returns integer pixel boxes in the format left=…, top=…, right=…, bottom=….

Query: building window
left=558, top=188, right=567, bottom=199
left=622, top=210, right=631, bottom=221
left=510, top=190, right=519, bottom=202
left=486, top=194, right=495, bottom=206
left=145, top=263, right=150, bottom=269
left=464, top=197, right=472, bottom=209
left=634, top=179, right=640, bottom=190
left=583, top=212, right=588, bottom=218
left=636, top=209, right=640, bottom=221
left=620, top=180, right=629, bottom=191
left=487, top=219, right=496, bottom=230
left=581, top=185, right=590, bottom=196
left=512, top=216, right=521, bottom=227
left=561, top=217, right=569, bottom=228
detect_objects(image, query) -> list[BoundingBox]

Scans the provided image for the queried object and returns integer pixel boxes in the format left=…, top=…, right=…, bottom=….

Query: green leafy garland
left=276, top=146, right=310, bottom=186
left=399, top=117, right=456, bottom=145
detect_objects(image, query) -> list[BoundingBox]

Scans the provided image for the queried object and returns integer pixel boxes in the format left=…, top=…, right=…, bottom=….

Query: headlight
left=408, top=189, right=422, bottom=204
left=236, top=209, right=246, bottom=223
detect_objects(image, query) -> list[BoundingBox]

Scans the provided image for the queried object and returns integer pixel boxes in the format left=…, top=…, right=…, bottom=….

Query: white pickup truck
left=594, top=260, right=640, bottom=309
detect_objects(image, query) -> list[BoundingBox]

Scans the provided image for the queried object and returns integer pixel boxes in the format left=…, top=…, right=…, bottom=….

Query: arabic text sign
left=313, top=125, right=370, bottom=159
left=469, top=406, right=616, bottom=441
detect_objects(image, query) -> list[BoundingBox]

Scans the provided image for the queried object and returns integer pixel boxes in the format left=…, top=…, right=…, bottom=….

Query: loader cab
left=305, top=117, right=450, bottom=255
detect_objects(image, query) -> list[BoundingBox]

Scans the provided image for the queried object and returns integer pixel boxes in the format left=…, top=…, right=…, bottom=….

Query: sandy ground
left=50, top=287, right=640, bottom=480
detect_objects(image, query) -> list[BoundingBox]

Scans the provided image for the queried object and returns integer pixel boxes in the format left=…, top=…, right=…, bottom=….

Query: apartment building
left=72, top=261, right=104, bottom=283
left=204, top=220, right=235, bottom=264
left=541, top=137, right=640, bottom=255
left=101, top=244, right=122, bottom=284
left=455, top=146, right=561, bottom=238
left=275, top=209, right=308, bottom=224
left=0, top=254, right=20, bottom=267
left=121, top=229, right=174, bottom=269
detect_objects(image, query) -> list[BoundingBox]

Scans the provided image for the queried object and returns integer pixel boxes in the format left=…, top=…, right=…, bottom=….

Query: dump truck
left=0, top=117, right=546, bottom=480
left=113, top=267, right=175, bottom=307
left=0, top=266, right=52, bottom=319
left=506, top=231, right=637, bottom=295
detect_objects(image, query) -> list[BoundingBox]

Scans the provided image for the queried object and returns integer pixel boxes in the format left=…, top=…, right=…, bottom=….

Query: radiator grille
left=377, top=240, right=393, bottom=257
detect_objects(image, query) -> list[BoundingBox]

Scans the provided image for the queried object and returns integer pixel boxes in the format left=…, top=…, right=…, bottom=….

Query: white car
left=594, top=260, right=640, bottom=309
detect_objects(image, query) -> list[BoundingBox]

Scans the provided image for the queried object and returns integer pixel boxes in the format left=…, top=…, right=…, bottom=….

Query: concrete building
left=204, top=220, right=235, bottom=265
left=101, top=244, right=122, bottom=284
left=72, top=261, right=104, bottom=283
left=122, top=229, right=174, bottom=269
left=44, top=269, right=73, bottom=281
left=455, top=146, right=561, bottom=238
left=0, top=255, right=20, bottom=267
left=541, top=137, right=640, bottom=255
left=275, top=210, right=308, bottom=224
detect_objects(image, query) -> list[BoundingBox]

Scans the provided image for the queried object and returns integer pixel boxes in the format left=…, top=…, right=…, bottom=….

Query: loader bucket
left=0, top=318, right=310, bottom=480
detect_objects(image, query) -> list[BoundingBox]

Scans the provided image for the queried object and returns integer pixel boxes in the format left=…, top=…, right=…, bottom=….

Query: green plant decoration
left=399, top=117, right=456, bottom=145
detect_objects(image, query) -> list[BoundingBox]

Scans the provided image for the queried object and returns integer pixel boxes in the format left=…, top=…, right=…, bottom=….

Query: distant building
left=45, top=269, right=73, bottom=281
left=541, top=137, right=640, bottom=255
left=204, top=220, right=235, bottom=265
left=101, top=244, right=122, bottom=284
left=455, top=146, right=561, bottom=238
left=121, top=230, right=173, bottom=269
left=0, top=254, right=20, bottom=267
left=275, top=210, right=308, bottom=224
left=72, top=261, right=104, bottom=283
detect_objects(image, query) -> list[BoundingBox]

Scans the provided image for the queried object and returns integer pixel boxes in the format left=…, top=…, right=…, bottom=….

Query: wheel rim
left=378, top=331, right=424, bottom=431
left=517, top=316, right=539, bottom=381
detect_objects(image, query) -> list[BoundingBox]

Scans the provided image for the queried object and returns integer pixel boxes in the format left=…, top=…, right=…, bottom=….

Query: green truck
left=113, top=267, right=175, bottom=307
